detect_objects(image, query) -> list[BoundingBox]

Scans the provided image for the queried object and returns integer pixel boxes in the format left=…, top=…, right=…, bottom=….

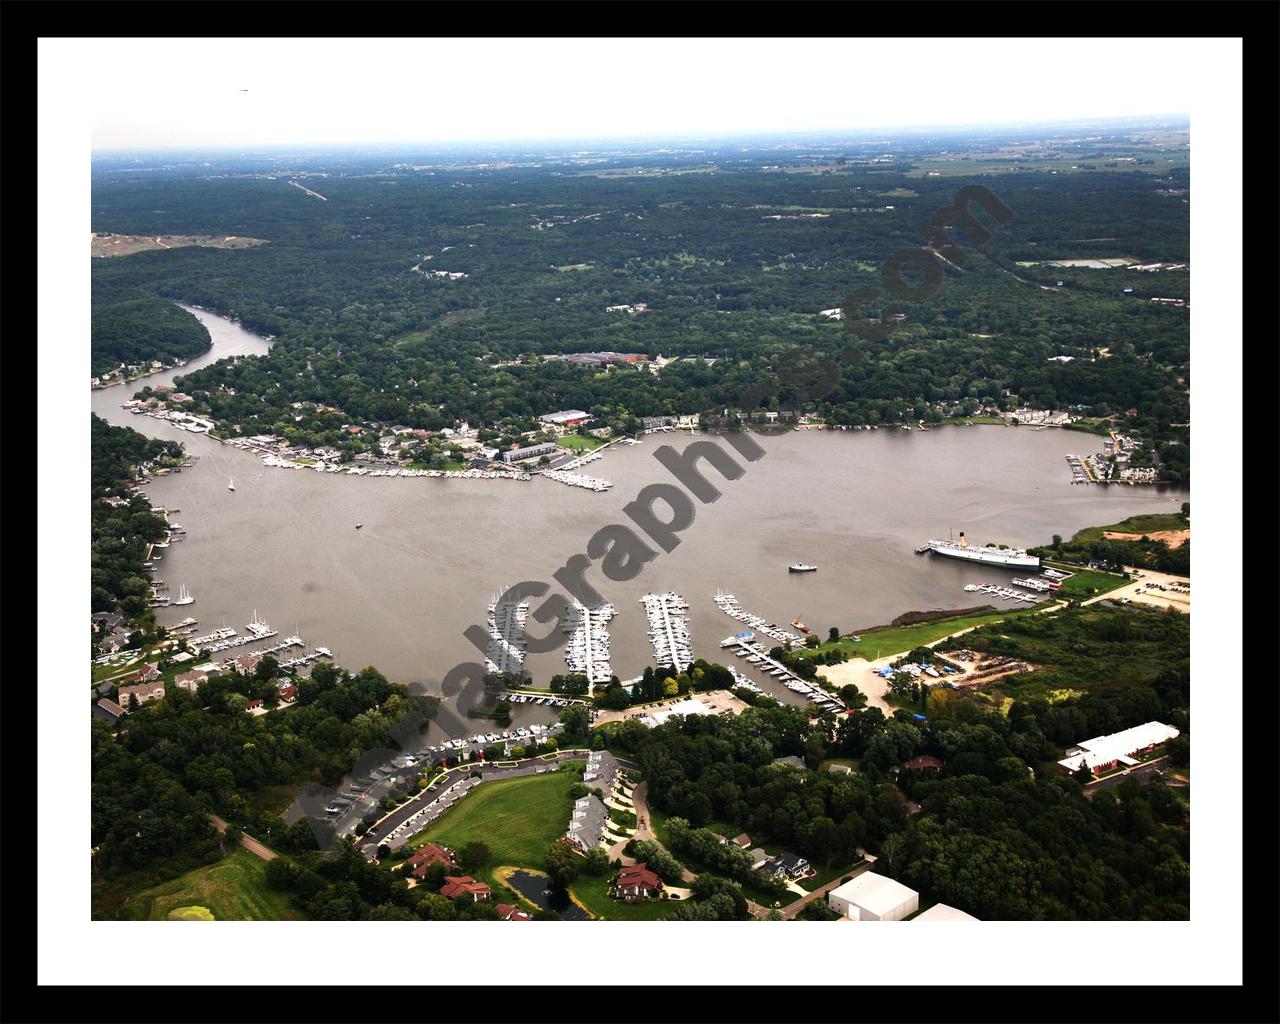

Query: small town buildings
left=538, top=410, right=592, bottom=427
left=638, top=698, right=711, bottom=728
left=494, top=903, right=533, bottom=921
left=501, top=441, right=560, bottom=464
left=583, top=750, right=621, bottom=794
left=174, top=670, right=209, bottom=693
left=92, top=611, right=125, bottom=632
left=277, top=682, right=298, bottom=703
left=440, top=875, right=493, bottom=902
left=770, top=755, right=807, bottom=771
left=406, top=842, right=458, bottom=878
left=93, top=698, right=125, bottom=725
left=828, top=872, right=920, bottom=921
left=913, top=903, right=979, bottom=922
left=730, top=833, right=752, bottom=850
left=1057, top=721, right=1180, bottom=778
left=117, top=682, right=166, bottom=708
left=903, top=755, right=943, bottom=773
left=759, top=851, right=812, bottom=880
left=747, top=848, right=771, bottom=870
left=611, top=863, right=664, bottom=901
left=565, top=794, right=608, bottom=852
left=136, top=663, right=162, bottom=683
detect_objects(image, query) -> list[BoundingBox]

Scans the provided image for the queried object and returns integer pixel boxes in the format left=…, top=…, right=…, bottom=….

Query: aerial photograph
left=57, top=34, right=1233, bottom=955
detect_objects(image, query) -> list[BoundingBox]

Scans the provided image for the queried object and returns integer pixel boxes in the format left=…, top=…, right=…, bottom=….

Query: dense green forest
left=91, top=281, right=211, bottom=377
left=602, top=625, right=1189, bottom=920
left=90, top=415, right=182, bottom=622
left=90, top=130, right=1190, bottom=480
left=92, top=661, right=436, bottom=917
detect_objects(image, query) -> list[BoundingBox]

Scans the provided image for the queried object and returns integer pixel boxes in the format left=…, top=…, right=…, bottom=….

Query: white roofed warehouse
left=827, top=872, right=919, bottom=922
left=1056, top=721, right=1180, bottom=779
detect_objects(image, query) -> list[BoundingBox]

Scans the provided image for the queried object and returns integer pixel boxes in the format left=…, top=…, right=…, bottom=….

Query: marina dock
left=713, top=591, right=805, bottom=645
left=640, top=591, right=693, bottom=670
left=562, top=599, right=615, bottom=686
left=724, top=637, right=845, bottom=713
left=484, top=589, right=530, bottom=675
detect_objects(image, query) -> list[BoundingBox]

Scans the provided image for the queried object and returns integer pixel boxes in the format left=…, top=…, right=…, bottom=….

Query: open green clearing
left=1044, top=564, right=1129, bottom=598
left=1068, top=513, right=1188, bottom=543
left=555, top=434, right=607, bottom=451
left=797, top=606, right=1048, bottom=663
left=406, top=761, right=584, bottom=891
left=569, top=873, right=678, bottom=920
left=119, top=847, right=302, bottom=921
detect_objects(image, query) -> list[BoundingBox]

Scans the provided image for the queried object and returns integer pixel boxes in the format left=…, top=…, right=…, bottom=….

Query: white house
left=827, top=872, right=919, bottom=921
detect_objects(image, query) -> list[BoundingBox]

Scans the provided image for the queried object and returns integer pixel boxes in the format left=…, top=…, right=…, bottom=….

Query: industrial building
left=827, top=872, right=920, bottom=922
left=500, top=441, right=560, bottom=464
left=1056, top=721, right=1180, bottom=778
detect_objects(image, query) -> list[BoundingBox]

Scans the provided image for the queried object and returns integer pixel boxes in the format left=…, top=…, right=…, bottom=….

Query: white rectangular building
left=827, top=872, right=919, bottom=922
left=1057, top=721, right=1180, bottom=778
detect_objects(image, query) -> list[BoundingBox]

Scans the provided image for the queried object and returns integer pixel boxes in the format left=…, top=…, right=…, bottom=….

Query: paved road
left=207, top=813, right=278, bottom=861
left=363, top=749, right=592, bottom=856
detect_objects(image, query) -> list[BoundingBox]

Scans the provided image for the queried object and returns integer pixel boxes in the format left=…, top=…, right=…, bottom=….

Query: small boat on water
left=174, top=584, right=194, bottom=606
left=791, top=617, right=810, bottom=633
left=788, top=564, right=817, bottom=573
left=228, top=477, right=235, bottom=492
left=355, top=523, right=363, bottom=529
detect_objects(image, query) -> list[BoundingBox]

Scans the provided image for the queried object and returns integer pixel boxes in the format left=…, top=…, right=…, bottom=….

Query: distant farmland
left=91, top=233, right=268, bottom=258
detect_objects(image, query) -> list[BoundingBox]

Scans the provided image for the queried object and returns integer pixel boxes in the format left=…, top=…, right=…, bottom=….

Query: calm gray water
left=92, top=307, right=1189, bottom=734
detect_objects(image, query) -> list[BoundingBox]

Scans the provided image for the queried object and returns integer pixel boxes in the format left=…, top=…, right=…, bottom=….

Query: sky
left=73, top=37, right=1213, bottom=152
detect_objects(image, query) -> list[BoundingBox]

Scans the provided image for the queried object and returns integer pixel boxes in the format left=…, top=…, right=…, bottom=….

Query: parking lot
left=1083, top=567, right=1190, bottom=614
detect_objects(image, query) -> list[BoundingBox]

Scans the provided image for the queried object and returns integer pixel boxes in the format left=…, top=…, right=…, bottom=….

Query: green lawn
left=555, top=434, right=607, bottom=452
left=406, top=761, right=585, bottom=890
left=800, top=606, right=1048, bottom=663
left=799, top=859, right=866, bottom=893
left=569, top=873, right=678, bottom=920
left=118, top=848, right=302, bottom=921
left=1044, top=564, right=1129, bottom=598
left=1069, top=513, right=1188, bottom=544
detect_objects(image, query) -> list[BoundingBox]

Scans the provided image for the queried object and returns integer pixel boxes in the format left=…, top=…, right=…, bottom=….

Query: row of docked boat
left=540, top=469, right=612, bottom=491
left=713, top=591, right=805, bottom=645
left=562, top=599, right=615, bottom=685
left=484, top=588, right=531, bottom=674
left=641, top=591, right=693, bottom=669
left=727, top=639, right=844, bottom=712
left=963, top=582, right=1039, bottom=603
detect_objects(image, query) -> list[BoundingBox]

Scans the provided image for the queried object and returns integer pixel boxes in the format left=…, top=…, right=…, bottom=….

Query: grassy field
left=91, top=233, right=268, bottom=258
left=570, top=873, right=678, bottom=920
left=245, top=784, right=298, bottom=819
left=797, top=606, right=1047, bottom=663
left=119, top=848, right=301, bottom=921
left=406, top=762, right=584, bottom=890
left=1068, top=513, right=1188, bottom=544
left=1045, top=564, right=1129, bottom=598
left=555, top=434, right=607, bottom=451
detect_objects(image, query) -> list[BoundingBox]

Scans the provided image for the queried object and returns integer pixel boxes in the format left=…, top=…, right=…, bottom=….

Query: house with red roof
left=611, top=863, right=664, bottom=901
left=440, top=875, right=493, bottom=902
left=495, top=903, right=532, bottom=921
left=406, top=843, right=458, bottom=879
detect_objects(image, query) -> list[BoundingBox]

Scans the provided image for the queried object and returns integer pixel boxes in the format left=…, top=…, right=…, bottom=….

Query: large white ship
left=927, top=532, right=1040, bottom=568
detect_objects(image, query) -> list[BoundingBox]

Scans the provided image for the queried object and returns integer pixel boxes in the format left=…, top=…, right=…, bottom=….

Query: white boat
left=228, top=477, right=235, bottom=491
left=926, top=531, right=1039, bottom=568
left=174, top=584, right=195, bottom=606
left=788, top=564, right=818, bottom=573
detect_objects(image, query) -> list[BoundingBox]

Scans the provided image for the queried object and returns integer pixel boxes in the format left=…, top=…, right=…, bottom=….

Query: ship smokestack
left=959, top=531, right=967, bottom=547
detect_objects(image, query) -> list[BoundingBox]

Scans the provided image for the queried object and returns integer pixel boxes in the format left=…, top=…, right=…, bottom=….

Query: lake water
left=503, top=869, right=591, bottom=920
left=92, top=307, right=1189, bottom=735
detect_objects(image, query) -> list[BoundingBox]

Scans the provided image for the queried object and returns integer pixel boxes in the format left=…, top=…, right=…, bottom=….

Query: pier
left=713, top=591, right=805, bottom=645
left=540, top=468, right=612, bottom=492
left=484, top=590, right=530, bottom=675
left=725, top=638, right=845, bottom=713
left=640, top=592, right=692, bottom=670
left=562, top=599, right=615, bottom=686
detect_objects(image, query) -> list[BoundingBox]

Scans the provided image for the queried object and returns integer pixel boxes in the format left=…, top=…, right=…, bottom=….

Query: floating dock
left=641, top=591, right=693, bottom=669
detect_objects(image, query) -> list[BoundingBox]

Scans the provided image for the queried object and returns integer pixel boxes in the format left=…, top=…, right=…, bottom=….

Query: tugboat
left=788, top=563, right=817, bottom=573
